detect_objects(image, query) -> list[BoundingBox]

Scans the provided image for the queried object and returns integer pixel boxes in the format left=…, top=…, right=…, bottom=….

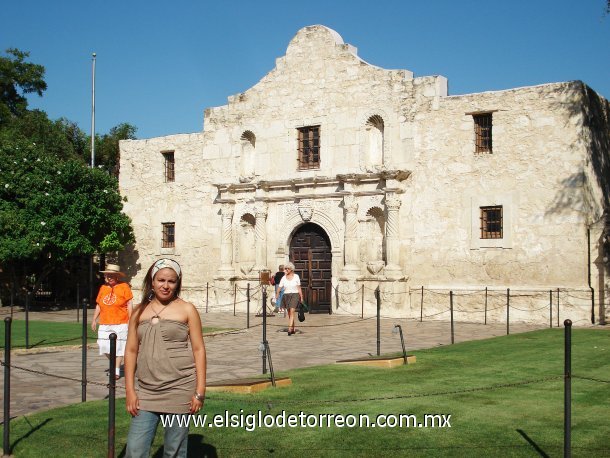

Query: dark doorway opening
left=289, top=223, right=332, bottom=313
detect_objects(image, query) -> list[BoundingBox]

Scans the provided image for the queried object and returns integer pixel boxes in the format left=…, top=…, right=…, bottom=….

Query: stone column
left=341, top=195, right=360, bottom=277
left=254, top=203, right=268, bottom=271
left=384, top=194, right=403, bottom=279
left=218, top=203, right=235, bottom=277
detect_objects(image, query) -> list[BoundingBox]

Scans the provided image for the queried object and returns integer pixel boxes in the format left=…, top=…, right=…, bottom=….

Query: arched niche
left=360, top=206, right=385, bottom=263
left=240, top=130, right=256, bottom=178
left=238, top=213, right=256, bottom=273
left=365, top=115, right=384, bottom=166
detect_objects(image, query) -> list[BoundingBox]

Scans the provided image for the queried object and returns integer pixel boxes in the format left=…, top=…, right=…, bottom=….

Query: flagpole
left=90, top=52, right=96, bottom=168
left=85, top=51, right=96, bottom=403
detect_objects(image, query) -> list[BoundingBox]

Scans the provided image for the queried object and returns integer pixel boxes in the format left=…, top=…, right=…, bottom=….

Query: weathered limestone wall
left=406, top=82, right=588, bottom=288
left=119, top=133, right=219, bottom=300
left=202, top=25, right=423, bottom=181
left=119, top=25, right=608, bottom=324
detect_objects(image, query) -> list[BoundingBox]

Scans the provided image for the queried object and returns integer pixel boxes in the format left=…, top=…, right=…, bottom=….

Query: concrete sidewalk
left=0, top=308, right=545, bottom=418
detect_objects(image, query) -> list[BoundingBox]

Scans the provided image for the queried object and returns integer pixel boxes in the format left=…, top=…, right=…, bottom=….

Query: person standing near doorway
left=278, top=262, right=303, bottom=335
left=273, top=264, right=285, bottom=313
left=92, top=264, right=134, bottom=379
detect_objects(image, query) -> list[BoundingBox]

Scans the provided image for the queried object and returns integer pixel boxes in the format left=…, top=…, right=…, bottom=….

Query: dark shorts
left=282, top=293, right=300, bottom=310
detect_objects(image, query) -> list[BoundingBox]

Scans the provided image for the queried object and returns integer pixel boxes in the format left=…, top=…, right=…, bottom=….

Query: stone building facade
left=119, top=25, right=610, bottom=324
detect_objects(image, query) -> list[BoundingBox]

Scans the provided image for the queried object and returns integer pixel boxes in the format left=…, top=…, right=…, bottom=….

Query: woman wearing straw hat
left=92, top=263, right=134, bottom=379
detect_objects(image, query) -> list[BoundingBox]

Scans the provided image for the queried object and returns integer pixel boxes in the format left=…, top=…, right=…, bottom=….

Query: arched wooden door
left=289, top=223, right=332, bottom=314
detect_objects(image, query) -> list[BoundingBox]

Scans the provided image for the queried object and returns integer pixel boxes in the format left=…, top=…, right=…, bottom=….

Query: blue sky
left=3, top=0, right=609, bottom=140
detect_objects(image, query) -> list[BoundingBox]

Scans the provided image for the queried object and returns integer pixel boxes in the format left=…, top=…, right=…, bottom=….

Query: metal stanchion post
left=564, top=319, right=572, bottom=458
left=484, top=287, right=488, bottom=325
left=506, top=288, right=510, bottom=335
left=108, top=333, right=117, bottom=458
left=3, top=317, right=12, bottom=457
left=550, top=290, right=553, bottom=328
left=258, top=270, right=270, bottom=375
left=376, top=287, right=380, bottom=356
left=247, top=283, right=250, bottom=329
left=420, top=286, right=424, bottom=322
left=206, top=282, right=209, bottom=313
left=450, top=291, right=454, bottom=345
left=590, top=287, right=595, bottom=325
left=557, top=288, right=560, bottom=327
left=262, top=287, right=267, bottom=374
left=265, top=342, right=276, bottom=387
left=393, top=324, right=407, bottom=365
left=77, top=282, right=80, bottom=323
left=25, top=291, right=30, bottom=349
left=361, top=285, right=364, bottom=319
left=82, top=297, right=88, bottom=402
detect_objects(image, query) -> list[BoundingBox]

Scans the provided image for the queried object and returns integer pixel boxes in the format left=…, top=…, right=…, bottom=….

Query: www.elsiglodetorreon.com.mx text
left=160, top=410, right=452, bottom=432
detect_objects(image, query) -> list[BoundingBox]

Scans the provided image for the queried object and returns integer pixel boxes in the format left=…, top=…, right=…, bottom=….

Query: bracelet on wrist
left=194, top=392, right=204, bottom=402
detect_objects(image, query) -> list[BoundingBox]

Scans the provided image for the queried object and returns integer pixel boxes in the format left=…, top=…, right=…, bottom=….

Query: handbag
left=297, top=302, right=306, bottom=322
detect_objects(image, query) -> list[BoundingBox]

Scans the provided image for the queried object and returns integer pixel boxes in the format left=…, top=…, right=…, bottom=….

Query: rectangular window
left=297, top=126, right=320, bottom=170
left=162, top=151, right=175, bottom=182
left=162, top=222, right=175, bottom=248
left=480, top=206, right=503, bottom=239
left=473, top=113, right=492, bottom=154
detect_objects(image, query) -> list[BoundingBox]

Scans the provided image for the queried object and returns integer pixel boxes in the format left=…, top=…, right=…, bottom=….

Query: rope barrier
left=4, top=323, right=262, bottom=348
left=508, top=304, right=554, bottom=313
left=572, top=375, right=610, bottom=384
left=206, top=375, right=565, bottom=405
left=263, top=316, right=375, bottom=329
left=0, top=360, right=113, bottom=388
left=419, top=309, right=450, bottom=319
left=333, top=287, right=362, bottom=297
left=2, top=357, right=605, bottom=407
left=2, top=355, right=563, bottom=405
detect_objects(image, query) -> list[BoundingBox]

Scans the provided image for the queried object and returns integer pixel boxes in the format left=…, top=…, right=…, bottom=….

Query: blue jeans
left=125, top=410, right=189, bottom=458
left=277, top=288, right=284, bottom=309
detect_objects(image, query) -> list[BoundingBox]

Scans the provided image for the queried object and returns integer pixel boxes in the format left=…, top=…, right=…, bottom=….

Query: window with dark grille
left=162, top=222, right=175, bottom=248
left=297, top=126, right=320, bottom=170
left=473, top=113, right=493, bottom=154
left=163, top=152, right=175, bottom=182
left=480, top=206, right=503, bottom=239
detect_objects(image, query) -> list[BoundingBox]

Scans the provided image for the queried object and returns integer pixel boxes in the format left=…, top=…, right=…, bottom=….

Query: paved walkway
left=0, top=308, right=552, bottom=418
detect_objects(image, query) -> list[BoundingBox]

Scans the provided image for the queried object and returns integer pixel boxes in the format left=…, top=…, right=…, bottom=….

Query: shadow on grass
left=10, top=417, right=52, bottom=452
left=5, top=336, right=83, bottom=350
left=116, top=434, right=218, bottom=457
left=517, top=429, right=550, bottom=457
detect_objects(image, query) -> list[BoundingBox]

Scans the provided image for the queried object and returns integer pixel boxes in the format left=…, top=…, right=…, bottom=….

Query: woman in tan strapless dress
left=124, top=259, right=206, bottom=458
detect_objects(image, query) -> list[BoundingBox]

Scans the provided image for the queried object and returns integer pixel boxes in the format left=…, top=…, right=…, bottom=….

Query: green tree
left=1, top=48, right=135, bottom=170
left=7, top=110, right=88, bottom=160
left=0, top=48, right=138, bottom=306
left=0, top=131, right=135, bottom=297
left=94, top=122, right=137, bottom=176
left=0, top=48, right=47, bottom=126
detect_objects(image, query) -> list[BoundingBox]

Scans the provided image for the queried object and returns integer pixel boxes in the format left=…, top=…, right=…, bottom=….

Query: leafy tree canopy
left=95, top=122, right=137, bottom=176
left=0, top=48, right=46, bottom=126
left=0, top=131, right=135, bottom=267
left=1, top=47, right=137, bottom=172
left=5, top=110, right=88, bottom=161
left=0, top=47, right=137, bottom=302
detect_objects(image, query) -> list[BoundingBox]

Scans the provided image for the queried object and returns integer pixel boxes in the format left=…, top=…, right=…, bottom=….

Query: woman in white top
left=278, top=262, right=303, bottom=335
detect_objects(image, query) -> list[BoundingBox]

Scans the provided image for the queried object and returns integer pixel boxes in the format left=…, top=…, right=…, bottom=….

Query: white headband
left=151, top=259, right=182, bottom=280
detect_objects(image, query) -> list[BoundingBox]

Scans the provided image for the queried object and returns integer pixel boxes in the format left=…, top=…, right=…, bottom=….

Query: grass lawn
left=0, top=319, right=226, bottom=349
left=2, top=327, right=609, bottom=457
